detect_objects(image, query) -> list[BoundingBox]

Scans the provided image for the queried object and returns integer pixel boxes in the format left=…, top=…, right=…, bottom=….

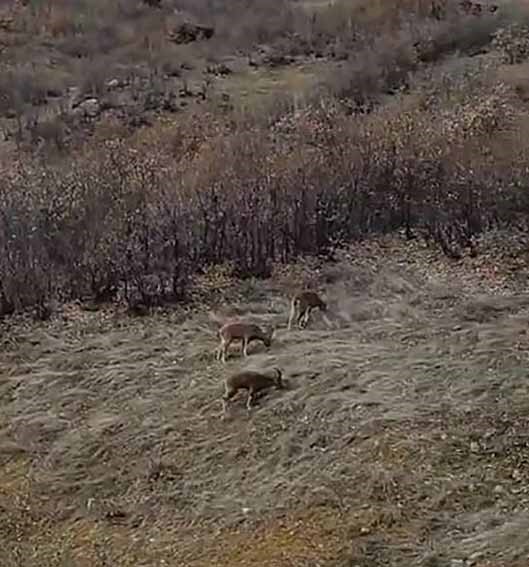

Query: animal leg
left=246, top=389, right=255, bottom=411
left=287, top=300, right=297, bottom=331
left=298, top=308, right=309, bottom=329
left=297, top=308, right=304, bottom=329
left=221, top=398, right=229, bottom=418
left=242, top=338, right=249, bottom=357
left=222, top=388, right=236, bottom=418
left=221, top=339, right=230, bottom=363
left=215, top=341, right=222, bottom=361
left=304, top=308, right=312, bottom=327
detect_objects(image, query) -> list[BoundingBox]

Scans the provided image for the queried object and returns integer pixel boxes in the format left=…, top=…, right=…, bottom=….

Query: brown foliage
left=0, top=69, right=525, bottom=315
left=0, top=1, right=528, bottom=314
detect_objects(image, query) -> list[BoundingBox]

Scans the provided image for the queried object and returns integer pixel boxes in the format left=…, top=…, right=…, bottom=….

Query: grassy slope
left=2, top=235, right=529, bottom=566
left=3, top=1, right=529, bottom=565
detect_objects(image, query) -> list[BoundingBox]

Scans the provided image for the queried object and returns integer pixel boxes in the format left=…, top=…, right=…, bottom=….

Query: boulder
left=72, top=97, right=101, bottom=118
left=168, top=21, right=214, bottom=44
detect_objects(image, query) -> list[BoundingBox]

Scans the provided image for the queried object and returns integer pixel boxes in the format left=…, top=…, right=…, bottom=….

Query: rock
left=162, top=93, right=181, bottom=113
left=106, top=78, right=120, bottom=90
left=266, top=53, right=294, bottom=67
left=249, top=47, right=294, bottom=69
left=179, top=81, right=205, bottom=98
left=72, top=97, right=101, bottom=118
left=468, top=551, right=484, bottom=564
left=162, top=62, right=181, bottom=78
left=360, top=526, right=370, bottom=534
left=168, top=21, right=214, bottom=44
left=206, top=63, right=232, bottom=76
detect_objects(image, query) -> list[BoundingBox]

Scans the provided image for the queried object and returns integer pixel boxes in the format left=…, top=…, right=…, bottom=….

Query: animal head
left=264, top=326, right=275, bottom=347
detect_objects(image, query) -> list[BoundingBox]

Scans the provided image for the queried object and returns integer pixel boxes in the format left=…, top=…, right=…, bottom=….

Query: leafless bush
left=327, top=32, right=419, bottom=111
left=0, top=66, right=59, bottom=115
left=0, top=1, right=528, bottom=315
left=28, top=115, right=69, bottom=152
left=492, top=23, right=529, bottom=64
left=414, top=12, right=501, bottom=62
left=0, top=65, right=525, bottom=316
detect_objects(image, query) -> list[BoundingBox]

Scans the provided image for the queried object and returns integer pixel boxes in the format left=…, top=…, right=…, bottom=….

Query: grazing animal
left=215, top=321, right=274, bottom=363
left=222, top=367, right=284, bottom=415
left=287, top=290, right=327, bottom=330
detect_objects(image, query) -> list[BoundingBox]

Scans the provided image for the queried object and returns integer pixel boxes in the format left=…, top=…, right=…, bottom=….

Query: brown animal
left=215, top=322, right=274, bottom=363
left=287, top=290, right=327, bottom=330
left=222, top=367, right=284, bottom=415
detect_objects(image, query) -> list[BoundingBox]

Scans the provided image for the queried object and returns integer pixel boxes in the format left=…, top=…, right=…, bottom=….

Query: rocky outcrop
left=168, top=22, right=214, bottom=45
left=72, top=97, right=101, bottom=118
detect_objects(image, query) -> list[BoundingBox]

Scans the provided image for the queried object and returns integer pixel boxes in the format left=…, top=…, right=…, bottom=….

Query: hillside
left=3, top=0, right=529, bottom=565
left=3, top=234, right=529, bottom=566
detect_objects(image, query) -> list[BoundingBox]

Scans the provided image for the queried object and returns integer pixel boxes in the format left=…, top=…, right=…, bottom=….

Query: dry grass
left=3, top=2, right=529, bottom=563
left=2, top=237, right=529, bottom=566
left=219, top=63, right=327, bottom=107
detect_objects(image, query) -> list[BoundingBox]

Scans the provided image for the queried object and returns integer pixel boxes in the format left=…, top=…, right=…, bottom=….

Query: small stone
left=470, top=441, right=479, bottom=453
left=468, top=551, right=483, bottom=563
left=107, top=78, right=120, bottom=89
left=74, top=97, right=100, bottom=118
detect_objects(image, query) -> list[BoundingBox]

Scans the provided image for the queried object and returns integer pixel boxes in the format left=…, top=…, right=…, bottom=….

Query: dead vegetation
left=2, top=1, right=529, bottom=565
left=2, top=238, right=529, bottom=566
left=2, top=1, right=529, bottom=316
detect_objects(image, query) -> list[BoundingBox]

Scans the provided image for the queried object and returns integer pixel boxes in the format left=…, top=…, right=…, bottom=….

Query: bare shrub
left=327, top=32, right=419, bottom=110
left=0, top=66, right=56, bottom=113
left=492, top=23, right=529, bottom=64
left=0, top=0, right=528, bottom=315
left=77, top=58, right=112, bottom=97
left=57, top=23, right=123, bottom=58
left=28, top=115, right=69, bottom=152
left=0, top=62, right=522, bottom=315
